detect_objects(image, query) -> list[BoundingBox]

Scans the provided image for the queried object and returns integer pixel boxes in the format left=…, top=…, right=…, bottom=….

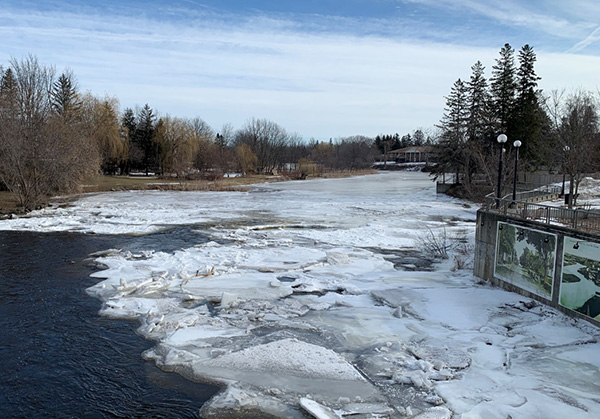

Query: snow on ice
left=2, top=171, right=600, bottom=418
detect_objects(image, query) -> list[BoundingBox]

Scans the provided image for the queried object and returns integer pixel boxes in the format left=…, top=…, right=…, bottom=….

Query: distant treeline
left=0, top=55, right=381, bottom=210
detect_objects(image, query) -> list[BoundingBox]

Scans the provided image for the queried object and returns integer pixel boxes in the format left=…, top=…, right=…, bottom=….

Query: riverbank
left=0, top=169, right=377, bottom=217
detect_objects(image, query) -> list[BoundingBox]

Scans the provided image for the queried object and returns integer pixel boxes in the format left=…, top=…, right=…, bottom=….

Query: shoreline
left=0, top=169, right=378, bottom=218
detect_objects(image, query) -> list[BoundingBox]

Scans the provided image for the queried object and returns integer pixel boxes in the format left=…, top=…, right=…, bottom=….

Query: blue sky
left=2, top=1, right=599, bottom=139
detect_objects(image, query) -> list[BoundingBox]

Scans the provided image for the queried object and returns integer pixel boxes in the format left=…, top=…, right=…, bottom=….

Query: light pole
left=496, top=134, right=507, bottom=208
left=561, top=145, right=570, bottom=197
left=512, top=140, right=521, bottom=203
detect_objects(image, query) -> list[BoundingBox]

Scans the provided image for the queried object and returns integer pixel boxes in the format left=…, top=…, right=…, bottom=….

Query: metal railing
left=512, top=185, right=562, bottom=202
left=483, top=193, right=600, bottom=234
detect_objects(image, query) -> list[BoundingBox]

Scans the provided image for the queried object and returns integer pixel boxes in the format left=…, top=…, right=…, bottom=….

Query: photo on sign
left=494, top=222, right=556, bottom=299
left=560, top=237, right=600, bottom=321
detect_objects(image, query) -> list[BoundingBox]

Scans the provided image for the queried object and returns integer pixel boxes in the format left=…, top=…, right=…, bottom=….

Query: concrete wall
left=474, top=209, right=600, bottom=327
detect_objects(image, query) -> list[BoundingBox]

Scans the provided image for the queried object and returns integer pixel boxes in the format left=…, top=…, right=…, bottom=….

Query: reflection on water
left=0, top=228, right=219, bottom=418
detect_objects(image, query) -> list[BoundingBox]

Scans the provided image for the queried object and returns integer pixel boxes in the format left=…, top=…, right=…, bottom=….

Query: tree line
left=0, top=55, right=377, bottom=210
left=429, top=43, right=600, bottom=206
left=3, top=47, right=597, bottom=211
left=374, top=129, right=432, bottom=160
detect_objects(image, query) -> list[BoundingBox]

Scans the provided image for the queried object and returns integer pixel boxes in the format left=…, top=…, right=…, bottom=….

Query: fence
left=483, top=193, right=600, bottom=235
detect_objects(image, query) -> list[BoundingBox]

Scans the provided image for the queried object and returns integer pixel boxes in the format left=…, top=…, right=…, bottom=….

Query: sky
left=1, top=0, right=600, bottom=140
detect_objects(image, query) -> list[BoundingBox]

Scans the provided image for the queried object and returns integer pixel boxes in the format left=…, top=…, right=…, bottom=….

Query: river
left=0, top=228, right=220, bottom=418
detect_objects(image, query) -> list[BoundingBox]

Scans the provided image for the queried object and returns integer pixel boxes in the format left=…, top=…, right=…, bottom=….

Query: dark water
left=0, top=227, right=220, bottom=418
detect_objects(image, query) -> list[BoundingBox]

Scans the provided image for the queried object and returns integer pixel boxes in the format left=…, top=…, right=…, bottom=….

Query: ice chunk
left=203, top=338, right=364, bottom=381
left=220, top=292, right=238, bottom=308
left=194, top=338, right=381, bottom=403
left=300, top=398, right=340, bottom=419
left=200, top=386, right=305, bottom=419
left=326, top=252, right=350, bottom=265
left=412, top=406, right=452, bottom=419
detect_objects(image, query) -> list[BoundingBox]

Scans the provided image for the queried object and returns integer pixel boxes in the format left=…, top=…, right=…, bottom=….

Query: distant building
left=387, top=146, right=430, bottom=163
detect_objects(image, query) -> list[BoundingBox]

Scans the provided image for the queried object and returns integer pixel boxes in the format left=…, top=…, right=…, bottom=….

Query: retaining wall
left=474, top=209, right=600, bottom=326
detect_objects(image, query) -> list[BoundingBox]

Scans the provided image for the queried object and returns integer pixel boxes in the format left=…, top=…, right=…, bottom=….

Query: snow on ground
left=576, top=177, right=600, bottom=206
left=2, top=171, right=600, bottom=418
left=542, top=177, right=600, bottom=210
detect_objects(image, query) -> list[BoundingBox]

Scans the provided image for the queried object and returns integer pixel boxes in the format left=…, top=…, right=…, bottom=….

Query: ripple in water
left=0, top=228, right=220, bottom=418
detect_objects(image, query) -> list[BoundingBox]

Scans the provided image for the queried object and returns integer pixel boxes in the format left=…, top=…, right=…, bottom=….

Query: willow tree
left=154, top=116, right=200, bottom=178
left=81, top=93, right=127, bottom=174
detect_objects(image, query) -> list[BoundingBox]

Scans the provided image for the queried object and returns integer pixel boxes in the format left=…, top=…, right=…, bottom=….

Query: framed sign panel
left=495, top=222, right=556, bottom=299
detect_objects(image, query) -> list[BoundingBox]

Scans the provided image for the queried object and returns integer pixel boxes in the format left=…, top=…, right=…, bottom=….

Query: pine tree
left=0, top=68, right=18, bottom=116
left=431, top=78, right=468, bottom=182
left=51, top=72, right=81, bottom=121
left=121, top=107, right=136, bottom=174
left=490, top=43, right=517, bottom=135
left=514, top=44, right=547, bottom=163
left=1, top=68, right=17, bottom=97
left=466, top=61, right=493, bottom=145
left=135, top=104, right=156, bottom=175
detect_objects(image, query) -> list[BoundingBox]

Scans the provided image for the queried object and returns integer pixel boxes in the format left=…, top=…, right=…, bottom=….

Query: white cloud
left=400, top=0, right=597, bottom=48
left=569, top=26, right=600, bottom=53
left=1, top=4, right=599, bottom=139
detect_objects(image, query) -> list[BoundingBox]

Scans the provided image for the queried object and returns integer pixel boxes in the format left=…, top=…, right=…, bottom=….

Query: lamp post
left=561, top=145, right=570, bottom=197
left=496, top=134, right=507, bottom=208
left=512, top=140, right=521, bottom=203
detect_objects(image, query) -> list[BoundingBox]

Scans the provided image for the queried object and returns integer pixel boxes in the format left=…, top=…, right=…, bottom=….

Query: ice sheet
left=3, top=171, right=600, bottom=418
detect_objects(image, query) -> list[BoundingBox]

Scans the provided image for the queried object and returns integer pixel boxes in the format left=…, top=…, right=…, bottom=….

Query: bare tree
left=335, top=135, right=376, bottom=170
left=0, top=56, right=98, bottom=210
left=558, top=90, right=600, bottom=208
left=235, top=118, right=289, bottom=173
left=218, top=122, right=234, bottom=148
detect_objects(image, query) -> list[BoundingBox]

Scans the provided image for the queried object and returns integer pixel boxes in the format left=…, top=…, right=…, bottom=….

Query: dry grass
left=317, top=169, right=378, bottom=178
left=81, top=174, right=283, bottom=193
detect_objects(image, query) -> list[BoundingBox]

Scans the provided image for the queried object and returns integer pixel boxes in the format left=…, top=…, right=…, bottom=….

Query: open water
left=0, top=228, right=220, bottom=418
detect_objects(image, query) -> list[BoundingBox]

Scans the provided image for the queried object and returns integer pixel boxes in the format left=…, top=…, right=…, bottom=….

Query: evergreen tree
left=135, top=104, right=156, bottom=175
left=0, top=68, right=18, bottom=116
left=51, top=72, right=81, bottom=121
left=121, top=107, right=136, bottom=174
left=461, top=61, right=497, bottom=190
left=514, top=44, right=547, bottom=163
left=431, top=78, right=468, bottom=182
left=121, top=107, right=136, bottom=137
left=490, top=43, right=517, bottom=135
left=466, top=61, right=493, bottom=144
left=1, top=68, right=17, bottom=97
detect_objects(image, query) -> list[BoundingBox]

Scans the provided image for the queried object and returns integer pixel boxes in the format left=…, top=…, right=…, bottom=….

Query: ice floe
left=2, top=171, right=600, bottom=418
